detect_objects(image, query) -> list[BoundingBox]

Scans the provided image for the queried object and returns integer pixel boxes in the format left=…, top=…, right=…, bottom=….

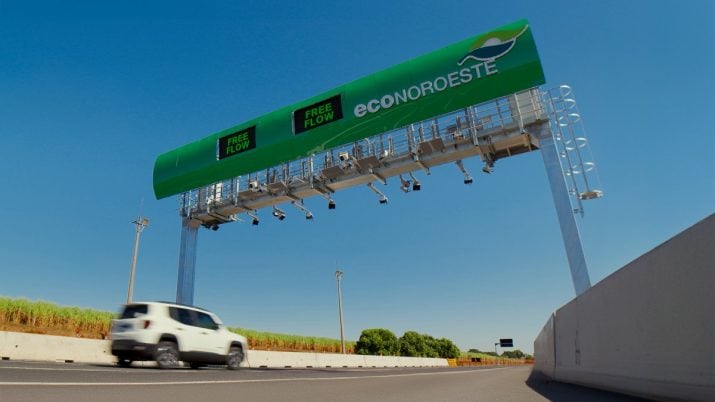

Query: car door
left=168, top=307, right=203, bottom=353
left=193, top=311, right=226, bottom=357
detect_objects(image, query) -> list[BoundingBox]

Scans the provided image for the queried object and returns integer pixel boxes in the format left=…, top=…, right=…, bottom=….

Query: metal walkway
left=180, top=87, right=545, bottom=225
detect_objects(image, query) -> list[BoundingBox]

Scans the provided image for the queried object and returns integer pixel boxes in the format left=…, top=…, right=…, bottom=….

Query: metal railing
left=179, top=87, right=547, bottom=222
left=543, top=85, right=603, bottom=216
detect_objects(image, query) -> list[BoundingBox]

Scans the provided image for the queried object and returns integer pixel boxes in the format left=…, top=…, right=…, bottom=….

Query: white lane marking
left=0, top=367, right=507, bottom=386
left=0, top=366, right=189, bottom=374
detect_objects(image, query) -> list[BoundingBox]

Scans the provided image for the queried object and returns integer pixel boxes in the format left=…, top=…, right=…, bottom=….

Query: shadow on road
left=525, top=371, right=651, bottom=402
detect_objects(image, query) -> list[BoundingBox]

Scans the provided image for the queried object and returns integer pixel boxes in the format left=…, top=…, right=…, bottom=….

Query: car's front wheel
left=155, top=341, right=179, bottom=369
left=226, top=346, right=243, bottom=370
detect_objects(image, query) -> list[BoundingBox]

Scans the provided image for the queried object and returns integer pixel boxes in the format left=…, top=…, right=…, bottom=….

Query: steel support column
left=535, top=124, right=592, bottom=296
left=176, top=218, right=199, bottom=305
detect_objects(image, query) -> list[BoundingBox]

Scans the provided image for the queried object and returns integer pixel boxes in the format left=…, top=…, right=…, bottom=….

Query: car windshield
left=119, top=304, right=148, bottom=319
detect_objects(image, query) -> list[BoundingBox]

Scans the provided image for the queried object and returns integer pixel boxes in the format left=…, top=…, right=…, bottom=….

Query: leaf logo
left=458, top=25, right=528, bottom=65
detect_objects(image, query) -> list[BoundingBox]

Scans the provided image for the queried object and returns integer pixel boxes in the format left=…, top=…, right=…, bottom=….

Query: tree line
left=354, top=328, right=461, bottom=359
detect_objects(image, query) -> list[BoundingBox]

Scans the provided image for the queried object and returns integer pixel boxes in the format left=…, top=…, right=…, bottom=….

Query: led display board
left=153, top=19, right=545, bottom=199
left=217, top=126, right=256, bottom=160
left=293, top=95, right=343, bottom=135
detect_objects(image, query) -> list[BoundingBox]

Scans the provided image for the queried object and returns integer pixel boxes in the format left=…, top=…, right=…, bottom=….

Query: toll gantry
left=152, top=20, right=602, bottom=304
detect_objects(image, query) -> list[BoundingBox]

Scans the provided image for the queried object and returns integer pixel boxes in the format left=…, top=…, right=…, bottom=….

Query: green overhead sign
left=153, top=19, right=545, bottom=199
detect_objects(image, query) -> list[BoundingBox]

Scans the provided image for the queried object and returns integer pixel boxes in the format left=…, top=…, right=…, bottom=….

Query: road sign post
left=336, top=270, right=346, bottom=354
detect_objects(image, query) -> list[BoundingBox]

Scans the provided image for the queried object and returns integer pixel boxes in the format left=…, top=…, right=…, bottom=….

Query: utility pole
left=127, top=217, right=149, bottom=304
left=335, top=269, right=345, bottom=354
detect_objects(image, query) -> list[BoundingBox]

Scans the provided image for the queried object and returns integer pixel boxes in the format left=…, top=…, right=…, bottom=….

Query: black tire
left=117, top=358, right=132, bottom=368
left=226, top=346, right=243, bottom=370
left=155, top=341, right=179, bottom=369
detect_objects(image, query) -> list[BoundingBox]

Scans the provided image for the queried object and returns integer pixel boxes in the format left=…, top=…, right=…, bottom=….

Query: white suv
left=110, top=301, right=248, bottom=369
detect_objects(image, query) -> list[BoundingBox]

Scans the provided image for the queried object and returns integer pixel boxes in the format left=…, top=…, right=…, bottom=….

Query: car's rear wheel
left=226, top=346, right=243, bottom=370
left=155, top=341, right=179, bottom=369
left=117, top=357, right=132, bottom=368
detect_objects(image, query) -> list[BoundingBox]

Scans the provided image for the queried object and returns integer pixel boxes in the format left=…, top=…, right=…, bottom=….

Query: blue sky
left=1, top=1, right=713, bottom=353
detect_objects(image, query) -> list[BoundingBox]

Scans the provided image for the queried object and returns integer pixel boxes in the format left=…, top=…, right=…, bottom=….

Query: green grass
left=0, top=296, right=353, bottom=351
left=0, top=297, right=115, bottom=333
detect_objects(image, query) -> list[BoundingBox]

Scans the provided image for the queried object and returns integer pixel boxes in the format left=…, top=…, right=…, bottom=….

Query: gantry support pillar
left=535, top=123, right=592, bottom=296
left=176, top=217, right=199, bottom=305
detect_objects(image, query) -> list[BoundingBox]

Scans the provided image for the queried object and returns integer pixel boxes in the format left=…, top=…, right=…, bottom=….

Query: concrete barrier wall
left=532, top=313, right=554, bottom=379
left=0, top=331, right=115, bottom=363
left=534, top=214, right=715, bottom=401
left=0, top=331, right=447, bottom=368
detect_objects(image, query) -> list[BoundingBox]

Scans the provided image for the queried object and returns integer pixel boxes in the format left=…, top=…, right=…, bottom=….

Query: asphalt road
left=0, top=361, right=649, bottom=402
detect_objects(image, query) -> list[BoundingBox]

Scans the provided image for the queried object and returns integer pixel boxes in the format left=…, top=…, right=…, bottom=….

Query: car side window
left=168, top=307, right=181, bottom=323
left=195, top=311, right=219, bottom=330
left=120, top=304, right=148, bottom=319
left=168, top=307, right=195, bottom=326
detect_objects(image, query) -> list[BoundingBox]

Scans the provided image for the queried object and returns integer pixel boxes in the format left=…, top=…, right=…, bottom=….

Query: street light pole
left=335, top=269, right=345, bottom=354
left=127, top=217, right=149, bottom=304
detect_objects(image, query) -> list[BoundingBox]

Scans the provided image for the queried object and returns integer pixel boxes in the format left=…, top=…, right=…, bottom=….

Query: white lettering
left=447, top=71, right=460, bottom=87
left=380, top=94, right=395, bottom=109
left=407, top=85, right=421, bottom=100
left=469, top=63, right=484, bottom=79
left=420, top=80, right=434, bottom=96
left=434, top=76, right=448, bottom=91
left=394, top=89, right=407, bottom=105
left=354, top=104, right=367, bottom=117
left=484, top=61, right=498, bottom=75
left=459, top=68, right=473, bottom=84
left=353, top=59, right=502, bottom=118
